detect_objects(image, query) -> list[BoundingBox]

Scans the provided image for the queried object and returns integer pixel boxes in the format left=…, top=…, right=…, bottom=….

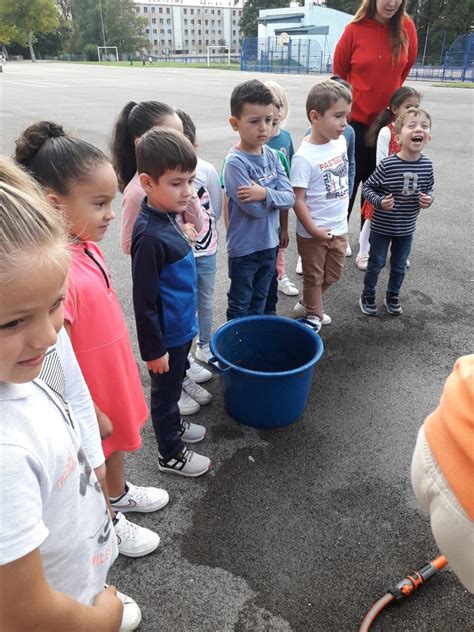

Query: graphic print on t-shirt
left=194, top=185, right=213, bottom=252
left=320, top=153, right=349, bottom=200
left=401, top=172, right=419, bottom=196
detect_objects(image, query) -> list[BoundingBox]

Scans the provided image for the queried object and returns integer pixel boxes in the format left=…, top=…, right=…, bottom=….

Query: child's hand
left=381, top=194, right=394, bottom=210
left=93, top=585, right=123, bottom=630
left=96, top=410, right=113, bottom=440
left=237, top=181, right=267, bottom=202
left=279, top=229, right=289, bottom=249
left=147, top=353, right=169, bottom=374
left=182, top=222, right=198, bottom=243
left=419, top=192, right=433, bottom=208
left=313, top=227, right=333, bottom=241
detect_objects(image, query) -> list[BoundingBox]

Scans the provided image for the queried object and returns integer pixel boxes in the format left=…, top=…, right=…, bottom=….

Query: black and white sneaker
left=359, top=294, right=378, bottom=316
left=179, top=418, right=206, bottom=443
left=158, top=447, right=211, bottom=478
left=384, top=294, right=402, bottom=315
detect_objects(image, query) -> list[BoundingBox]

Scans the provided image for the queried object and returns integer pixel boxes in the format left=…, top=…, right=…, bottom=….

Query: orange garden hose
left=359, top=555, right=448, bottom=631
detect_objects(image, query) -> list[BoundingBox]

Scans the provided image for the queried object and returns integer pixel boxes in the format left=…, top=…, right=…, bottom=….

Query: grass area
left=431, top=81, right=474, bottom=88
left=66, top=60, right=240, bottom=71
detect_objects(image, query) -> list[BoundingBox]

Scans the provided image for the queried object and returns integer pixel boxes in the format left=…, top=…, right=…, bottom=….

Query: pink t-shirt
left=64, top=241, right=148, bottom=458
left=120, top=172, right=205, bottom=255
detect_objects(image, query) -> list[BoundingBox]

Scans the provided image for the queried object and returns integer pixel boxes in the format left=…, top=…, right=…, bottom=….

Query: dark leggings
left=348, top=121, right=377, bottom=228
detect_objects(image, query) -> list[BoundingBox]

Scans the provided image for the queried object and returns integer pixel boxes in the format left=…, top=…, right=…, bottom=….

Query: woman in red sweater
left=333, top=0, right=418, bottom=238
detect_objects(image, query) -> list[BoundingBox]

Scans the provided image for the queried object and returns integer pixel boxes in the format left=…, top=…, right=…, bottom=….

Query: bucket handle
left=296, top=317, right=322, bottom=334
left=208, top=356, right=231, bottom=374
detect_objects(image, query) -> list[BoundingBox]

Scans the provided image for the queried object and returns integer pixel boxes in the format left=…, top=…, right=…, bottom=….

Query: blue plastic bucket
left=209, top=316, right=324, bottom=428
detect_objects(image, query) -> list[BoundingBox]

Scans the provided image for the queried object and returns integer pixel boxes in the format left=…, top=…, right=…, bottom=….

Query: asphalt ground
left=1, top=62, right=472, bottom=631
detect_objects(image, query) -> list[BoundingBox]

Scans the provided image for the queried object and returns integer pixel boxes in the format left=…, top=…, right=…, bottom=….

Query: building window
left=184, top=8, right=187, bottom=14
left=160, top=18, right=163, bottom=24
left=190, top=8, right=194, bottom=14
left=191, top=19, right=194, bottom=24
left=151, top=6, right=155, bottom=12
left=159, top=7, right=162, bottom=13
left=205, top=29, right=209, bottom=34
left=185, top=29, right=188, bottom=35
left=167, top=29, right=172, bottom=34
left=153, top=28, right=157, bottom=34
left=166, top=8, right=170, bottom=13
left=166, top=18, right=170, bottom=24
left=152, top=18, right=156, bottom=24
left=154, top=39, right=158, bottom=45
left=160, top=28, right=164, bottom=34
left=146, top=28, right=149, bottom=34
left=143, top=6, right=147, bottom=13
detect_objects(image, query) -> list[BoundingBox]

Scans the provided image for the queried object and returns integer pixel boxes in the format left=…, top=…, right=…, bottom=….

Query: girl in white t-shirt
left=0, top=159, right=140, bottom=631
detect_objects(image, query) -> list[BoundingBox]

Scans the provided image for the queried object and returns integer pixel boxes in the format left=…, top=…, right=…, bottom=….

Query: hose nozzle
left=390, top=555, right=448, bottom=600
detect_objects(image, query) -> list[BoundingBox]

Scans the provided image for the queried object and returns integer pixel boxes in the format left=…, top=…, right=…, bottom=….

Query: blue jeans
left=195, top=254, right=216, bottom=347
left=227, top=247, right=277, bottom=320
left=363, top=231, right=413, bottom=297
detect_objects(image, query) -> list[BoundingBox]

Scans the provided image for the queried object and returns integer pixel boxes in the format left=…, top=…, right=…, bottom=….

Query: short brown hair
left=306, top=79, right=352, bottom=120
left=394, top=107, right=432, bottom=135
left=136, top=127, right=197, bottom=182
left=230, top=80, right=274, bottom=118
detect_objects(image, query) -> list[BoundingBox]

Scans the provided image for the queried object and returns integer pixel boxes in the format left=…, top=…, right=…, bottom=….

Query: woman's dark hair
left=136, top=127, right=196, bottom=183
left=175, top=108, right=196, bottom=146
left=110, top=100, right=176, bottom=191
left=14, top=121, right=109, bottom=195
left=353, top=0, right=409, bottom=64
left=365, top=86, right=421, bottom=146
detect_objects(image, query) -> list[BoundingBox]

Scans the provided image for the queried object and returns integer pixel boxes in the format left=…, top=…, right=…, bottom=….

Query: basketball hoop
left=278, top=33, right=290, bottom=46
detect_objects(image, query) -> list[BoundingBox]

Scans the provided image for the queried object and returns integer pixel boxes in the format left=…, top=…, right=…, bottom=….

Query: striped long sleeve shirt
left=362, top=154, right=434, bottom=236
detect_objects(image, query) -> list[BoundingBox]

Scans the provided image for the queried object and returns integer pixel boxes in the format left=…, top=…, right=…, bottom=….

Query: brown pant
left=297, top=233, right=347, bottom=318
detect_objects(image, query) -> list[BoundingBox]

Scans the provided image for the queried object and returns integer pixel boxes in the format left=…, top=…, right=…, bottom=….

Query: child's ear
left=229, top=116, right=239, bottom=132
left=139, top=173, right=154, bottom=193
left=45, top=190, right=62, bottom=208
left=309, top=109, right=319, bottom=123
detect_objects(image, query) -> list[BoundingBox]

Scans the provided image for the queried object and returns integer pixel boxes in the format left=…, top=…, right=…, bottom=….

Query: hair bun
left=15, top=121, right=66, bottom=167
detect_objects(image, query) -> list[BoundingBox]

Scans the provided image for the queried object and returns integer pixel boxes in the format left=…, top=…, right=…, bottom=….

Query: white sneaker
left=187, top=353, right=212, bottom=383
left=158, top=446, right=211, bottom=478
left=117, top=590, right=142, bottom=631
left=182, top=376, right=213, bottom=405
left=306, top=315, right=322, bottom=332
left=110, top=481, right=169, bottom=514
left=294, top=301, right=330, bottom=325
left=295, top=256, right=302, bottom=275
left=277, top=275, right=299, bottom=296
left=195, top=344, right=212, bottom=364
left=355, top=252, right=369, bottom=271
left=179, top=418, right=206, bottom=443
left=114, top=512, right=160, bottom=558
left=346, top=242, right=352, bottom=257
left=178, top=389, right=200, bottom=415
left=293, top=301, right=305, bottom=318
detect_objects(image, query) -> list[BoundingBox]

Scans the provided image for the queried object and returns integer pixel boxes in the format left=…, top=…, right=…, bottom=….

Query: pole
left=98, top=0, right=107, bottom=48
left=421, top=23, right=429, bottom=66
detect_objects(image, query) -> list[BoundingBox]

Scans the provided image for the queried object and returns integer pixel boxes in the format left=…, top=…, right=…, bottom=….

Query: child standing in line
left=131, top=127, right=211, bottom=478
left=296, top=74, right=356, bottom=273
left=291, top=80, right=352, bottom=328
left=15, top=122, right=167, bottom=559
left=355, top=86, right=421, bottom=271
left=176, top=109, right=222, bottom=364
left=111, top=100, right=212, bottom=416
left=359, top=107, right=434, bottom=316
left=0, top=168, right=140, bottom=631
left=224, top=79, right=295, bottom=320
left=264, top=80, right=299, bottom=303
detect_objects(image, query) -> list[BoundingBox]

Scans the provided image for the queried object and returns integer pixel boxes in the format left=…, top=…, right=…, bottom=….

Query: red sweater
left=333, top=17, right=418, bottom=126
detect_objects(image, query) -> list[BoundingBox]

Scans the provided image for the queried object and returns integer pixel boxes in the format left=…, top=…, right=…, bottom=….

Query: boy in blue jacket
left=224, top=79, right=295, bottom=320
left=131, top=128, right=211, bottom=478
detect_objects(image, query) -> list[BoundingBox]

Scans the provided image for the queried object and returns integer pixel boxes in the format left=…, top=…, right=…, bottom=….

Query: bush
left=84, top=44, right=98, bottom=61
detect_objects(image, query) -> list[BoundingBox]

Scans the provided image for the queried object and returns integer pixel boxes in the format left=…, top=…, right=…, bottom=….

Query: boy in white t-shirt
left=291, top=80, right=352, bottom=328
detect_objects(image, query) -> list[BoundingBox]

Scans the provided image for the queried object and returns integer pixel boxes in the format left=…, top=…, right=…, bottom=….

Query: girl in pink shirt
left=15, top=121, right=169, bottom=559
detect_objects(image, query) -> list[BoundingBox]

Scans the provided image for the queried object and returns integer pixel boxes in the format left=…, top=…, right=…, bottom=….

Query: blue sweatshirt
left=131, top=199, right=198, bottom=361
left=224, top=145, right=295, bottom=258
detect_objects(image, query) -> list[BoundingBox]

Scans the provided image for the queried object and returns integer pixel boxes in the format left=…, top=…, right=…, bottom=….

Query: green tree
left=69, top=0, right=147, bottom=56
left=0, top=0, right=59, bottom=60
left=239, top=0, right=303, bottom=38
left=324, top=0, right=359, bottom=13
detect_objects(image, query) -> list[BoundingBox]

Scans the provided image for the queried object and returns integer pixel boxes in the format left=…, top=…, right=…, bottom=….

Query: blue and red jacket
left=131, top=199, right=198, bottom=361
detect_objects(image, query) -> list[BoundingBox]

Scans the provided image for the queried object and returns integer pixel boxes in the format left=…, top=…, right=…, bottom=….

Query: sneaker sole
left=181, top=433, right=206, bottom=444
left=111, top=496, right=170, bottom=514
left=383, top=299, right=402, bottom=315
left=118, top=537, right=160, bottom=558
left=359, top=298, right=378, bottom=316
left=158, top=462, right=211, bottom=478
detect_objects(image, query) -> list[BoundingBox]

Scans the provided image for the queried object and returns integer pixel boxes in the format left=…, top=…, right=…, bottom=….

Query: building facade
left=134, top=0, right=244, bottom=56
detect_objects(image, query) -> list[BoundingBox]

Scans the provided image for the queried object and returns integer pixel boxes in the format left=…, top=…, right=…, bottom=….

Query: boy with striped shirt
left=359, top=108, right=434, bottom=316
